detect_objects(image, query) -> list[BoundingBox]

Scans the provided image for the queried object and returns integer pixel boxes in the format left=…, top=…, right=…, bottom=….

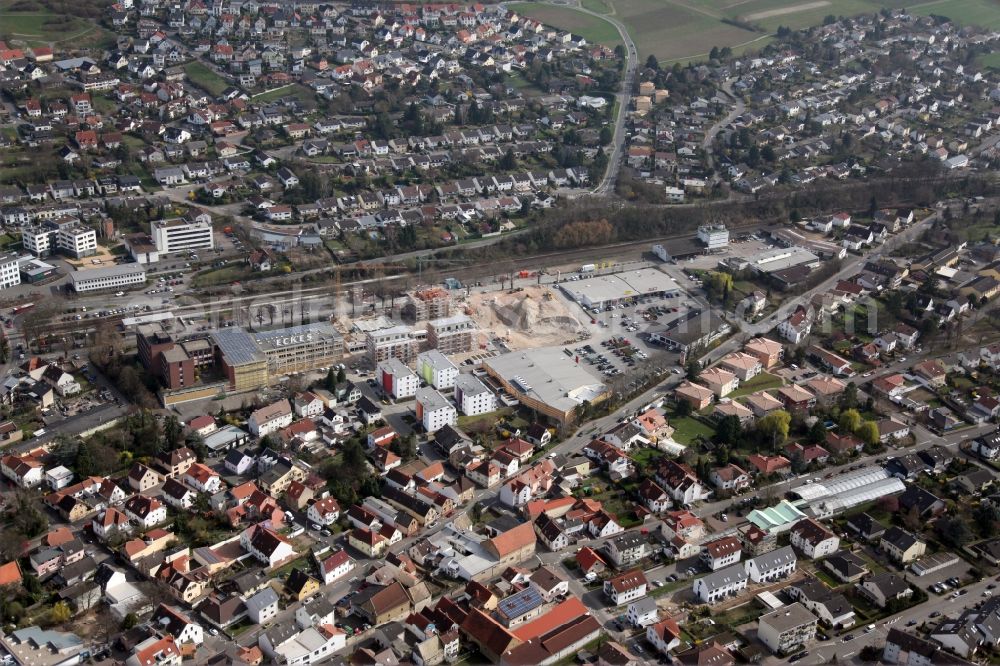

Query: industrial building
left=649, top=310, right=731, bottom=353
left=213, top=323, right=344, bottom=392
left=560, top=268, right=681, bottom=310
left=482, top=348, right=608, bottom=424
left=697, top=224, right=729, bottom=250
left=750, top=247, right=822, bottom=274
left=17, top=257, right=57, bottom=284
left=69, top=263, right=146, bottom=293
left=151, top=214, right=215, bottom=255
left=427, top=315, right=476, bottom=355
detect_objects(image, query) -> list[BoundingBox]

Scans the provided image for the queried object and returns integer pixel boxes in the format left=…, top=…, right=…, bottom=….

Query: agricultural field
left=508, top=2, right=623, bottom=46
left=512, top=0, right=1000, bottom=63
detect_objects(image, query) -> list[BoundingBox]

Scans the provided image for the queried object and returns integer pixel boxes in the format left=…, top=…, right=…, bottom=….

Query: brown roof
left=366, top=581, right=410, bottom=615
left=460, top=608, right=520, bottom=658
left=485, top=522, right=535, bottom=559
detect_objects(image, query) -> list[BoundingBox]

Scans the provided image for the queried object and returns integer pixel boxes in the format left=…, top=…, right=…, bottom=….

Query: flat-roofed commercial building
left=69, top=263, right=146, bottom=293
left=212, top=323, right=343, bottom=392
left=151, top=216, right=214, bottom=254
left=253, top=323, right=344, bottom=376
left=483, top=347, right=608, bottom=424
left=427, top=314, right=476, bottom=354
left=560, top=268, right=681, bottom=310
left=212, top=327, right=269, bottom=392
left=751, top=246, right=822, bottom=274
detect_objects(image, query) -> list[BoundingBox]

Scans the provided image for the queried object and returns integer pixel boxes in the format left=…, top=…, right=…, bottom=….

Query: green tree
left=645, top=54, right=659, bottom=70
left=685, top=357, right=701, bottom=381
left=48, top=601, right=72, bottom=625
left=122, top=613, right=139, bottom=629
left=856, top=420, right=880, bottom=447
left=325, top=367, right=337, bottom=392
left=336, top=366, right=346, bottom=385
left=839, top=408, right=862, bottom=434
left=839, top=382, right=859, bottom=410
left=714, top=416, right=741, bottom=446
left=757, top=410, right=791, bottom=448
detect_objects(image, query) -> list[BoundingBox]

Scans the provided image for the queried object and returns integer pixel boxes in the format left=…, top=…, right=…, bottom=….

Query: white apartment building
left=454, top=373, right=497, bottom=416
left=21, top=226, right=53, bottom=256
left=69, top=264, right=147, bottom=293
left=0, top=254, right=20, bottom=290
left=151, top=216, right=215, bottom=254
left=757, top=603, right=818, bottom=654
left=415, top=387, right=456, bottom=433
left=416, top=349, right=459, bottom=390
left=377, top=357, right=419, bottom=399
left=366, top=325, right=418, bottom=364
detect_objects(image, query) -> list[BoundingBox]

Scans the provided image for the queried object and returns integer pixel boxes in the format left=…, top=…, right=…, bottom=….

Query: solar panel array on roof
left=497, top=586, right=544, bottom=619
left=212, top=327, right=265, bottom=365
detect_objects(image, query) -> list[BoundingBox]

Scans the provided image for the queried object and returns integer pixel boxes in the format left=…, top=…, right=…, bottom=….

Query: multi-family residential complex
left=427, top=315, right=477, bottom=355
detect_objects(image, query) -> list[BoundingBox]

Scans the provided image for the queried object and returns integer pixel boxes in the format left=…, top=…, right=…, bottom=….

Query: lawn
left=580, top=0, right=611, bottom=13
left=457, top=407, right=513, bottom=433
left=192, top=264, right=254, bottom=287
left=979, top=51, right=1000, bottom=71
left=910, top=0, right=1000, bottom=30
left=0, top=10, right=112, bottom=48
left=630, top=445, right=663, bottom=468
left=669, top=415, right=715, bottom=445
left=252, top=83, right=317, bottom=107
left=730, top=371, right=783, bottom=397
left=184, top=61, right=230, bottom=97
left=507, top=3, right=622, bottom=47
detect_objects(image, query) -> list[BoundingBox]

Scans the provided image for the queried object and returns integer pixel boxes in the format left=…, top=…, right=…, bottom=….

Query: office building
left=427, top=315, right=476, bottom=354
left=416, top=349, right=459, bottom=390
left=0, top=254, right=20, bottom=290
left=151, top=215, right=214, bottom=254
left=212, top=324, right=343, bottom=393
left=69, top=264, right=146, bottom=293
left=22, top=218, right=97, bottom=258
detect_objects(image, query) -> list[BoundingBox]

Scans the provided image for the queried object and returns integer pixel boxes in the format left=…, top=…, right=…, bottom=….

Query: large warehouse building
left=560, top=268, right=681, bottom=310
left=482, top=347, right=608, bottom=424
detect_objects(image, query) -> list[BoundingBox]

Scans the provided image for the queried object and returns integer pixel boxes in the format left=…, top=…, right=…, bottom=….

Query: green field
left=0, top=10, right=111, bottom=47
left=510, top=0, right=1000, bottom=62
left=252, top=83, right=318, bottom=107
left=184, top=61, right=229, bottom=97
left=508, top=3, right=623, bottom=46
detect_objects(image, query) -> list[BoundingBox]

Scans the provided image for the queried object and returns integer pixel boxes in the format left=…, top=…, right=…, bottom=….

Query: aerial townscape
left=7, top=0, right=1000, bottom=665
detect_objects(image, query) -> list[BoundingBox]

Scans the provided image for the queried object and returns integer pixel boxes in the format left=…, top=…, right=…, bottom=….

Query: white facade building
left=416, top=349, right=459, bottom=390
left=454, top=374, right=497, bottom=416
left=377, top=358, right=420, bottom=399
left=151, top=217, right=215, bottom=254
left=69, top=264, right=147, bottom=292
left=697, top=224, right=729, bottom=250
left=0, top=253, right=20, bottom=289
left=415, top=387, right=457, bottom=433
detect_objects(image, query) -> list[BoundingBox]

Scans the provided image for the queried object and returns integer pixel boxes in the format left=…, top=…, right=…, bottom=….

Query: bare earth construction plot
left=512, top=0, right=1000, bottom=62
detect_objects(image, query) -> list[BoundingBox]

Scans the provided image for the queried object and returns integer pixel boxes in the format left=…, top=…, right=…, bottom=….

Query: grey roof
left=245, top=587, right=279, bottom=614
left=866, top=572, right=909, bottom=597
left=747, top=545, right=796, bottom=574
left=696, top=563, right=747, bottom=591
left=759, top=602, right=817, bottom=632
left=882, top=526, right=921, bottom=551
left=68, top=263, right=146, bottom=285
left=10, top=626, right=83, bottom=650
